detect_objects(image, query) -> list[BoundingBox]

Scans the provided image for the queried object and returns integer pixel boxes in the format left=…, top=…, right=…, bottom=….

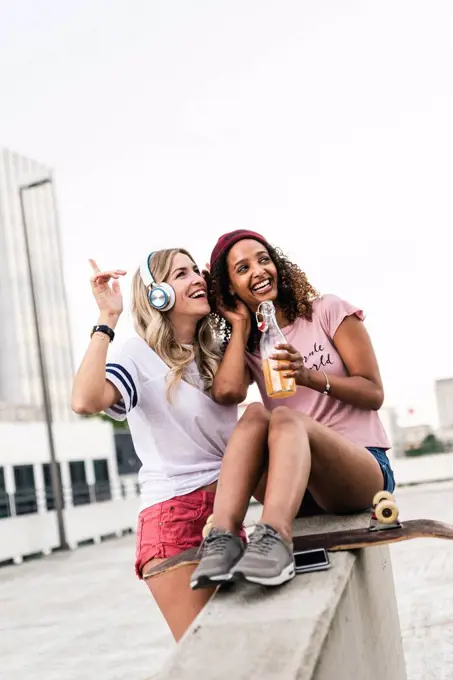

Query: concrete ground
left=1, top=482, right=452, bottom=680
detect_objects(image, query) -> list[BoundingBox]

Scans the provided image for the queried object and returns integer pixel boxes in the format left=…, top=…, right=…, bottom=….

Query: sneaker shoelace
left=246, top=525, right=278, bottom=556
left=200, top=531, right=234, bottom=558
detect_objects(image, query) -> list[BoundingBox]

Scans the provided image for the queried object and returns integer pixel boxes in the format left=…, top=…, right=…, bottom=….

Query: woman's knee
left=269, top=406, right=303, bottom=429
left=240, top=402, right=270, bottom=427
left=268, top=406, right=311, bottom=444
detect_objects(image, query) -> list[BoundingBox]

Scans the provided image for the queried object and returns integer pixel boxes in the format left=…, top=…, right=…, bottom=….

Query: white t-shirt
left=104, top=335, right=237, bottom=511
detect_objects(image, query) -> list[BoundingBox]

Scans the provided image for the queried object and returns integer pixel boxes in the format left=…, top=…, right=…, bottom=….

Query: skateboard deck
left=143, top=548, right=200, bottom=579
left=143, top=519, right=453, bottom=580
left=292, top=519, right=453, bottom=554
left=142, top=490, right=453, bottom=580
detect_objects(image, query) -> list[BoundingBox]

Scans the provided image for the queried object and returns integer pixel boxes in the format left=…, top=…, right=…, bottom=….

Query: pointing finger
left=89, top=258, right=102, bottom=274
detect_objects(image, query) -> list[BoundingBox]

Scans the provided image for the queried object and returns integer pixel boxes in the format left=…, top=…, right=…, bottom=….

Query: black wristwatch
left=91, top=324, right=115, bottom=342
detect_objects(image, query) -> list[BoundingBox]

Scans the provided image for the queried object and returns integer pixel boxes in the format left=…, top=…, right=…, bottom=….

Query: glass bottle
left=256, top=301, right=296, bottom=399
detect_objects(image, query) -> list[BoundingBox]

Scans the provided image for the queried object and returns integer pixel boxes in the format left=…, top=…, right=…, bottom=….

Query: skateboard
left=142, top=491, right=453, bottom=580
left=294, top=490, right=453, bottom=554
left=290, top=490, right=453, bottom=573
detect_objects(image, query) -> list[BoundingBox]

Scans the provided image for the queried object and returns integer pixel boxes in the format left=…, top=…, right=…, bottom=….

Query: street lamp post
left=19, top=178, right=69, bottom=551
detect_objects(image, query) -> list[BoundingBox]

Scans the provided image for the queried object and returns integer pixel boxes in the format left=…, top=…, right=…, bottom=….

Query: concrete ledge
left=151, top=513, right=407, bottom=680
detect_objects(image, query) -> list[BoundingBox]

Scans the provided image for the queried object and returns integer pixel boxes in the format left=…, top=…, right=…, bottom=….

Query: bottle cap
left=256, top=301, right=275, bottom=332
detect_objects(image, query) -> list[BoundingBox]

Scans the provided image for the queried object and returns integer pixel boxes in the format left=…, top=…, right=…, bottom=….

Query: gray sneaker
left=190, top=528, right=245, bottom=590
left=232, top=523, right=295, bottom=586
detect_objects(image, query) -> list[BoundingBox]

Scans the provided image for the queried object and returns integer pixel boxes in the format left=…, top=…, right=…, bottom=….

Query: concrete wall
left=312, top=545, right=406, bottom=680
left=152, top=513, right=407, bottom=680
left=0, top=497, right=139, bottom=563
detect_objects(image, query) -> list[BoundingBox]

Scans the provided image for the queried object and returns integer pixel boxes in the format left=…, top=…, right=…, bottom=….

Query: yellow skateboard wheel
left=375, top=500, right=399, bottom=524
left=372, top=490, right=395, bottom=507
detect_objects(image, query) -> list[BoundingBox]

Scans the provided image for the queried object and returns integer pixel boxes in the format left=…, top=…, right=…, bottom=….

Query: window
left=14, top=465, right=37, bottom=515
left=114, top=432, right=141, bottom=475
left=0, top=467, right=11, bottom=519
left=93, top=459, right=111, bottom=502
left=69, top=461, right=90, bottom=506
left=42, top=463, right=64, bottom=511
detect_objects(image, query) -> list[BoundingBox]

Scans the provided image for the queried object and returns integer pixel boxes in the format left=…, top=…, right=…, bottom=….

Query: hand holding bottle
left=257, top=301, right=296, bottom=399
left=270, top=343, right=309, bottom=387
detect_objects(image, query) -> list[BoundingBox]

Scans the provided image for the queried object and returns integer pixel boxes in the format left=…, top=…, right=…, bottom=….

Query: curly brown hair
left=208, top=242, right=319, bottom=353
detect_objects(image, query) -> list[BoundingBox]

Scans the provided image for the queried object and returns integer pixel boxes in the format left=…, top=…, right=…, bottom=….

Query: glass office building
left=0, top=148, right=73, bottom=421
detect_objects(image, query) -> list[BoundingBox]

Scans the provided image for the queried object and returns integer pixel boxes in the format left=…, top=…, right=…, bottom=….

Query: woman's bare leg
left=259, top=406, right=384, bottom=539
left=213, top=403, right=312, bottom=544
left=213, top=402, right=270, bottom=533
left=215, top=404, right=384, bottom=544
left=142, top=558, right=215, bottom=642
left=256, top=408, right=311, bottom=541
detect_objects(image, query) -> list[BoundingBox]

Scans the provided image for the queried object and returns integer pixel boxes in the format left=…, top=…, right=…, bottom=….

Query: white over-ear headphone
left=139, top=252, right=176, bottom=312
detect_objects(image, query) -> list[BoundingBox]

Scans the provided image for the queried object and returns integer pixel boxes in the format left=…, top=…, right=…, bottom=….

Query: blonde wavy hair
left=131, top=249, right=222, bottom=401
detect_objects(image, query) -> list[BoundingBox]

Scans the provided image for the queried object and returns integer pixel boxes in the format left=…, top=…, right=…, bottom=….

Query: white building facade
left=0, top=420, right=139, bottom=564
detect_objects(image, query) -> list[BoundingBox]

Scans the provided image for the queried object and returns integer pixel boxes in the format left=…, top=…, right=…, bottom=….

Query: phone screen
left=294, top=548, right=330, bottom=574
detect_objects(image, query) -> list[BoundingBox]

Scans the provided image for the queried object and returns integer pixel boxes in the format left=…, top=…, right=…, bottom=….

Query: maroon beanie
left=209, top=229, right=269, bottom=272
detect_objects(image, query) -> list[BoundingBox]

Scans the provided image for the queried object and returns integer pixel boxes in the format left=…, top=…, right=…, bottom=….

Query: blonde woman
left=71, top=249, right=269, bottom=641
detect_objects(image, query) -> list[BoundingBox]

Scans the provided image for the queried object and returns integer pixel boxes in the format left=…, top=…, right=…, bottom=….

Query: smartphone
left=294, top=548, right=330, bottom=574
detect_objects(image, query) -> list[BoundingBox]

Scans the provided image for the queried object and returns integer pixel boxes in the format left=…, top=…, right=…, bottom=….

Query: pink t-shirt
left=245, top=294, right=390, bottom=449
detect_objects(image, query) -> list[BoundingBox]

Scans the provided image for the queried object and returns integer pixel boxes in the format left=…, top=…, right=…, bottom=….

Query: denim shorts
left=366, top=446, right=395, bottom=494
left=296, top=446, right=395, bottom=517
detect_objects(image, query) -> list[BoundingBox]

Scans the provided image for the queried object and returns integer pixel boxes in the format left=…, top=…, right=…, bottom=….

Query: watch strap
left=91, top=324, right=115, bottom=342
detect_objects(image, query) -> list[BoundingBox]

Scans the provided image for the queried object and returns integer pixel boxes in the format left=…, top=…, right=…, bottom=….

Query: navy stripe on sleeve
left=106, top=368, right=133, bottom=411
left=106, top=363, right=138, bottom=407
left=110, top=404, right=126, bottom=415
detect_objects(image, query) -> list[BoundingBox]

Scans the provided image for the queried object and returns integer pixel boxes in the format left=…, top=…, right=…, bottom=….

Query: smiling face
left=226, top=239, right=279, bottom=311
left=166, top=252, right=210, bottom=321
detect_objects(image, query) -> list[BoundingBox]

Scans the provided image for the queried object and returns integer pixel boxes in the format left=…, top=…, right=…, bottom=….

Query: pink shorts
left=135, top=489, right=247, bottom=579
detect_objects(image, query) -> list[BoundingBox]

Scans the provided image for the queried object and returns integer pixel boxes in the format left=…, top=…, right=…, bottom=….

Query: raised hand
left=220, top=297, right=251, bottom=328
left=89, top=259, right=126, bottom=319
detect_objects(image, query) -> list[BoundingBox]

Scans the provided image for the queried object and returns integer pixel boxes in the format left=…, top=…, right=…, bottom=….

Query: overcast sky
left=1, top=0, right=452, bottom=427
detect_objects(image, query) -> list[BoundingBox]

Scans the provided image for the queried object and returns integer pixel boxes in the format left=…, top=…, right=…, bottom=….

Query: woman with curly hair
left=190, top=229, right=394, bottom=590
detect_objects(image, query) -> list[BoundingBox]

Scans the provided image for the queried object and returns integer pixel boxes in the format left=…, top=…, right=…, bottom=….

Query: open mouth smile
left=251, top=278, right=273, bottom=295
left=189, top=289, right=207, bottom=299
